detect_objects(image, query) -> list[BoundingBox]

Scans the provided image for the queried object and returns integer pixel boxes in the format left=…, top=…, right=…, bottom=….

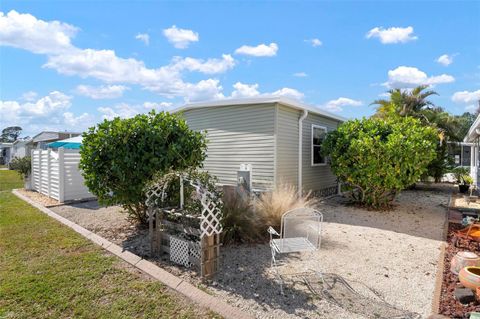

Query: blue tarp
left=47, top=141, right=82, bottom=149
left=47, top=136, right=83, bottom=149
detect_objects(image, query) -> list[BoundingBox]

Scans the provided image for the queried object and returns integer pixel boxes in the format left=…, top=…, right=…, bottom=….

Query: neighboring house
left=176, top=97, right=346, bottom=196
left=464, top=114, right=480, bottom=186
left=11, top=138, right=33, bottom=159
left=0, top=143, right=13, bottom=165
left=30, top=131, right=81, bottom=150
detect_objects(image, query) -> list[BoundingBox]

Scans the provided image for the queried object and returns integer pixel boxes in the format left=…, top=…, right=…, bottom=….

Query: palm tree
left=373, top=85, right=438, bottom=118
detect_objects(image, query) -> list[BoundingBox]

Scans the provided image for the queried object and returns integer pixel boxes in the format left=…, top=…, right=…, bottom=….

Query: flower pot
left=459, top=184, right=470, bottom=194
left=451, top=251, right=480, bottom=275
left=24, top=175, right=32, bottom=190
left=459, top=266, right=480, bottom=290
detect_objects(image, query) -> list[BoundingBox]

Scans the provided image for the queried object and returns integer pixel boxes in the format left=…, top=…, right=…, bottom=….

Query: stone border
left=12, top=189, right=253, bottom=319
left=430, top=193, right=452, bottom=316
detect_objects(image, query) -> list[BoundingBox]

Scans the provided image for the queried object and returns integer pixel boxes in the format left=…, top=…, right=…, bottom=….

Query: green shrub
left=322, top=116, right=438, bottom=209
left=9, top=156, right=31, bottom=180
left=79, top=111, right=207, bottom=223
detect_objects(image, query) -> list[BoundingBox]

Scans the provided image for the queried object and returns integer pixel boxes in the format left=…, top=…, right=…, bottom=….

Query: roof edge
left=172, top=96, right=347, bottom=122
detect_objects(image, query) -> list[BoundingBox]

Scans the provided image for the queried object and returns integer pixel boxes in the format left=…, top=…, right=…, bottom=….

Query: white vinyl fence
left=31, top=148, right=93, bottom=202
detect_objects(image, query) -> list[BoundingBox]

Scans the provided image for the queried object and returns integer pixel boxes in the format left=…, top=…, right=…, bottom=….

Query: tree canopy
left=0, top=126, right=22, bottom=142
left=79, top=111, right=207, bottom=223
left=322, top=116, right=438, bottom=208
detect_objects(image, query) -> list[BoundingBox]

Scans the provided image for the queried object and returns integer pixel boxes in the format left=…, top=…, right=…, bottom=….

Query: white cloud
left=170, top=54, right=235, bottom=74
left=135, top=33, right=149, bottom=45
left=163, top=25, right=199, bottom=49
left=452, top=89, right=480, bottom=104
left=0, top=91, right=94, bottom=135
left=0, top=11, right=235, bottom=103
left=366, top=26, right=417, bottom=44
left=21, top=91, right=38, bottom=101
left=98, top=103, right=141, bottom=120
left=229, top=82, right=304, bottom=100
left=63, top=111, right=94, bottom=127
left=305, top=38, right=322, bottom=47
left=0, top=10, right=78, bottom=54
left=98, top=101, right=176, bottom=120
left=75, top=84, right=129, bottom=99
left=384, top=66, right=455, bottom=88
left=436, top=54, right=454, bottom=66
left=293, top=72, right=308, bottom=77
left=270, top=88, right=304, bottom=100
left=235, top=43, right=278, bottom=57
left=231, top=82, right=260, bottom=98
left=321, top=97, right=363, bottom=113
left=42, top=48, right=229, bottom=101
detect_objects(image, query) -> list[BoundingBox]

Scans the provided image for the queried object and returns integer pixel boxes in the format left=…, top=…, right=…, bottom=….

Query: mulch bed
left=439, top=222, right=480, bottom=318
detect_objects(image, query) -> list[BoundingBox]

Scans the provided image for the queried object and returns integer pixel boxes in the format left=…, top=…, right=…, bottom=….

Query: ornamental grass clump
left=254, top=183, right=319, bottom=231
left=322, top=116, right=438, bottom=209
left=221, top=192, right=262, bottom=244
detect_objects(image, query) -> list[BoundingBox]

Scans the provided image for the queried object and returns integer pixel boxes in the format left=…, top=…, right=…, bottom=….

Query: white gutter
left=298, top=110, right=308, bottom=196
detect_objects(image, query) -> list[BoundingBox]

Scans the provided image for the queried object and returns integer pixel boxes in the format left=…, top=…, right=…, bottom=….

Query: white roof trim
left=172, top=96, right=347, bottom=122
left=464, top=113, right=480, bottom=142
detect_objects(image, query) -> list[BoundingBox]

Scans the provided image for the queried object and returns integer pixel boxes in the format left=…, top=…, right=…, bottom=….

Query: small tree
left=322, top=116, right=438, bottom=209
left=79, top=111, right=207, bottom=223
left=9, top=156, right=31, bottom=180
left=0, top=126, right=22, bottom=142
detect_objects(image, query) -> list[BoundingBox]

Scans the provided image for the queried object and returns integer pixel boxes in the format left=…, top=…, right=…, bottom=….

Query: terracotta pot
left=459, top=266, right=480, bottom=290
left=451, top=251, right=480, bottom=275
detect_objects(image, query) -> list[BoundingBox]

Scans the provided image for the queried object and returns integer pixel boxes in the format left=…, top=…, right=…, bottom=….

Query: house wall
left=181, top=103, right=276, bottom=190
left=275, top=104, right=300, bottom=188
left=275, top=104, right=341, bottom=194
left=12, top=142, right=32, bottom=159
left=301, top=112, right=341, bottom=194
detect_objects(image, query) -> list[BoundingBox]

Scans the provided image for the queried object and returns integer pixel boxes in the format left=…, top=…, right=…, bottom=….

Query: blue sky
left=1, top=1, right=479, bottom=136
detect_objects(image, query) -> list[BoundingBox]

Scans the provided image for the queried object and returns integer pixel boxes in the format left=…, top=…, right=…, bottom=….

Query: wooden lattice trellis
left=145, top=172, right=222, bottom=279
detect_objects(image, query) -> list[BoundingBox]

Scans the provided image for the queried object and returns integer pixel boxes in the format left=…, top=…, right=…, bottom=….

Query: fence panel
left=31, top=148, right=93, bottom=202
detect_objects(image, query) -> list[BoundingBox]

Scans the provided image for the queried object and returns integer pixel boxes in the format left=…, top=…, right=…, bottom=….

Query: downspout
left=298, top=110, right=308, bottom=196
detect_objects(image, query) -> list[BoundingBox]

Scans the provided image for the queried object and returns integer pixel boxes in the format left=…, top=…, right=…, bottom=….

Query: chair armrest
left=267, top=226, right=280, bottom=237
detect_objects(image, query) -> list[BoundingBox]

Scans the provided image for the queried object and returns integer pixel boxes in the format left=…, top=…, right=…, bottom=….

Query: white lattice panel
left=170, top=236, right=191, bottom=267
left=199, top=190, right=222, bottom=238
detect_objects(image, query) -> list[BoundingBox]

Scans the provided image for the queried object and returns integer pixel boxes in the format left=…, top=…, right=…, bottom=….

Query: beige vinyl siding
left=181, top=103, right=276, bottom=190
left=275, top=104, right=300, bottom=188
left=301, top=112, right=341, bottom=192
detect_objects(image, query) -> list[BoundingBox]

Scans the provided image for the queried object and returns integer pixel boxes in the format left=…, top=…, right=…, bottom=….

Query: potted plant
left=9, top=156, right=32, bottom=190
left=453, top=167, right=472, bottom=194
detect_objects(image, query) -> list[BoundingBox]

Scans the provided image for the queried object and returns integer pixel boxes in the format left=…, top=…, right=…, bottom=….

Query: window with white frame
left=312, top=125, right=327, bottom=166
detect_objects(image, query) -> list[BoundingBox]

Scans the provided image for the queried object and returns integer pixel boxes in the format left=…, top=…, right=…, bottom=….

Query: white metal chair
left=267, top=207, right=323, bottom=294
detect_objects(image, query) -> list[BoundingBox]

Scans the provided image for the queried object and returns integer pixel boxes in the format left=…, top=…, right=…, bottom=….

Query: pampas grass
left=254, top=183, right=319, bottom=230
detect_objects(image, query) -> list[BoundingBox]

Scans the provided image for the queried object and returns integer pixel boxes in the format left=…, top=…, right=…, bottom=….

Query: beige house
left=176, top=97, right=346, bottom=196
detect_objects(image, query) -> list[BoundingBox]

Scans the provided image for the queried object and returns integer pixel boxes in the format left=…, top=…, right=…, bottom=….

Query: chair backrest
left=281, top=207, right=323, bottom=249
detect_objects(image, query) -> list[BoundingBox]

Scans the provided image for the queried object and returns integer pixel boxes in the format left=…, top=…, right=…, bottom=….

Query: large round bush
left=79, top=111, right=207, bottom=223
left=322, top=116, right=438, bottom=208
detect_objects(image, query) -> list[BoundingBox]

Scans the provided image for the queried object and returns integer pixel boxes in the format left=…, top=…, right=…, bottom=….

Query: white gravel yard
left=46, top=184, right=449, bottom=319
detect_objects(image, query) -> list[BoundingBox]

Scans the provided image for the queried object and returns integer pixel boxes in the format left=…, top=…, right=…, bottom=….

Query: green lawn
left=0, top=169, right=23, bottom=191
left=0, top=171, right=219, bottom=319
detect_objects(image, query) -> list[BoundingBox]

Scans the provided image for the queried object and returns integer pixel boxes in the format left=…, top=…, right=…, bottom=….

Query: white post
left=47, top=149, right=51, bottom=197
left=38, top=149, right=42, bottom=193
left=58, top=148, right=65, bottom=203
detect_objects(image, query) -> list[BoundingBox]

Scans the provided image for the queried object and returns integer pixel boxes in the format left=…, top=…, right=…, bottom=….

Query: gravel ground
left=47, top=185, right=449, bottom=319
